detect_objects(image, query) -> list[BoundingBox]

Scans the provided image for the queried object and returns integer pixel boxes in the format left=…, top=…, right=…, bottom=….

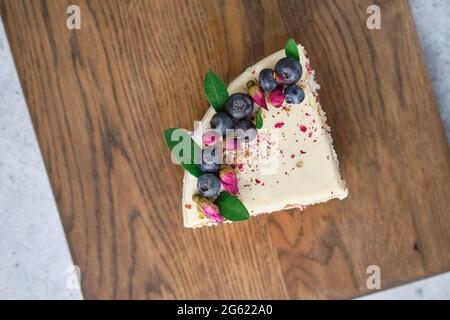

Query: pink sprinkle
left=275, top=122, right=285, bottom=129
left=255, top=179, right=261, bottom=184
left=290, top=154, right=295, bottom=159
left=237, top=163, right=244, bottom=170
left=300, top=150, right=306, bottom=154
left=308, top=132, right=313, bottom=138
left=300, top=125, right=307, bottom=133
left=305, top=113, right=311, bottom=116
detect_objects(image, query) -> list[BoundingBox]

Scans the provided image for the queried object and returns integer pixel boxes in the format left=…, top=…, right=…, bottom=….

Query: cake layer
left=182, top=44, right=347, bottom=228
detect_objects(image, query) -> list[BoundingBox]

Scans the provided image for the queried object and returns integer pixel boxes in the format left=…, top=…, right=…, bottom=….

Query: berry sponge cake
left=164, top=40, right=347, bottom=228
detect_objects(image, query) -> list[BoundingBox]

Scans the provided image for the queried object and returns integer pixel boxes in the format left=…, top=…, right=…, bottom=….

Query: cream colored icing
left=182, top=44, right=347, bottom=228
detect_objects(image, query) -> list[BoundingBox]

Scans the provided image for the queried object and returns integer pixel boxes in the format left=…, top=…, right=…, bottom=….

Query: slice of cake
left=165, top=39, right=347, bottom=228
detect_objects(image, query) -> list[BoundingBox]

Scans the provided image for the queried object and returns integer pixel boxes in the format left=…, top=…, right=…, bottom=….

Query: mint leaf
left=163, top=128, right=202, bottom=178
left=255, top=108, right=263, bottom=129
left=204, top=72, right=228, bottom=112
left=215, top=192, right=250, bottom=221
left=285, top=38, right=300, bottom=61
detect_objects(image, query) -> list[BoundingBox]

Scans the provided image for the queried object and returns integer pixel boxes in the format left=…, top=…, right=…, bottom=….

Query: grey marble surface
left=410, top=0, right=450, bottom=141
left=0, top=0, right=448, bottom=299
left=0, top=20, right=82, bottom=300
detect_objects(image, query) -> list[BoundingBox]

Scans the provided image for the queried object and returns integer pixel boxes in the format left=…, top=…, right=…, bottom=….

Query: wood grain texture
left=1, top=0, right=449, bottom=299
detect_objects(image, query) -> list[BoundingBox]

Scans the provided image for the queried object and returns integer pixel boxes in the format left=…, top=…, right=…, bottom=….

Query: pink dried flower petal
left=202, top=129, right=219, bottom=146
left=219, top=166, right=239, bottom=195
left=275, top=122, right=285, bottom=129
left=247, top=80, right=268, bottom=110
left=268, top=88, right=284, bottom=107
left=299, top=125, right=307, bottom=133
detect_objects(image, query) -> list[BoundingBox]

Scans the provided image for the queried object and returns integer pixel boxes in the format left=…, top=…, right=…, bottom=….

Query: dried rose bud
left=268, top=88, right=284, bottom=107
left=192, top=195, right=224, bottom=223
left=202, top=129, right=220, bottom=146
left=219, top=165, right=239, bottom=195
left=246, top=80, right=268, bottom=110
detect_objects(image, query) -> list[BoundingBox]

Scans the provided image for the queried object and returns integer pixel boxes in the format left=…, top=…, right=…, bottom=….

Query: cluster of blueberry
left=260, top=57, right=305, bottom=104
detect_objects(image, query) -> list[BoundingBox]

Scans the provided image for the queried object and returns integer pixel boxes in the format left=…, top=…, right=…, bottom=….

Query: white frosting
left=182, top=45, right=347, bottom=228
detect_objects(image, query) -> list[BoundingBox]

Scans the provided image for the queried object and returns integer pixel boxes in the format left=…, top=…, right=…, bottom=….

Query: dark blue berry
left=259, top=68, right=277, bottom=93
left=197, top=173, right=221, bottom=198
left=225, top=93, right=254, bottom=120
left=275, top=57, right=302, bottom=85
left=284, top=84, right=305, bottom=104
left=198, top=147, right=221, bottom=173
left=234, top=119, right=257, bottom=143
left=210, top=111, right=234, bottom=136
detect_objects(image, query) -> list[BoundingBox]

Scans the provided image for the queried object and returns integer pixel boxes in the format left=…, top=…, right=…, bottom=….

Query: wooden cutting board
left=1, top=0, right=449, bottom=299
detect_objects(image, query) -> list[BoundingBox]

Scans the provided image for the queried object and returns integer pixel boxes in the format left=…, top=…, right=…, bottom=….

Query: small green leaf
left=255, top=108, right=263, bottom=129
left=215, top=192, right=250, bottom=222
left=163, top=128, right=202, bottom=178
left=285, top=38, right=300, bottom=61
left=204, top=72, right=229, bottom=112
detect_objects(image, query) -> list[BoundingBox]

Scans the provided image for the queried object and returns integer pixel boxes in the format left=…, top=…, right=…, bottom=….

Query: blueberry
left=275, top=57, right=302, bottom=85
left=259, top=69, right=277, bottom=93
left=198, top=147, right=221, bottom=173
left=284, top=84, right=305, bottom=104
left=234, top=119, right=257, bottom=143
left=225, top=93, right=254, bottom=120
left=210, top=112, right=234, bottom=136
left=197, top=173, right=221, bottom=198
